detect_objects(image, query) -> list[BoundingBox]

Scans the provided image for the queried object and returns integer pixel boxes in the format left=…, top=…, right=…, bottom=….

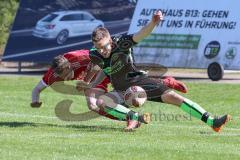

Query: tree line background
left=0, top=0, right=19, bottom=55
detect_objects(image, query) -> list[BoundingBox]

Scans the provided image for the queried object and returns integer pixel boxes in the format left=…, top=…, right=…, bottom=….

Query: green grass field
left=0, top=76, right=239, bottom=160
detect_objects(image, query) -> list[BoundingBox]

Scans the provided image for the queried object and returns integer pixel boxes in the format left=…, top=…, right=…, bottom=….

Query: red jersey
left=41, top=49, right=110, bottom=92
left=42, top=49, right=90, bottom=86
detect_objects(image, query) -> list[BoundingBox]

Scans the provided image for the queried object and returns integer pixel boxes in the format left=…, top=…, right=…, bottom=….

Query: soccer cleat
left=30, top=102, right=42, bottom=108
left=125, top=119, right=141, bottom=132
left=163, top=76, right=188, bottom=93
left=138, top=113, right=151, bottom=124
left=212, top=114, right=231, bottom=132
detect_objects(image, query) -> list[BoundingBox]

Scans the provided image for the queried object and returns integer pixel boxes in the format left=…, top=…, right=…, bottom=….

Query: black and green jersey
left=90, top=34, right=141, bottom=91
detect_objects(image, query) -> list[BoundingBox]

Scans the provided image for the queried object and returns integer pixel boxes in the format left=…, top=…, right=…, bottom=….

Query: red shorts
left=95, top=77, right=110, bottom=92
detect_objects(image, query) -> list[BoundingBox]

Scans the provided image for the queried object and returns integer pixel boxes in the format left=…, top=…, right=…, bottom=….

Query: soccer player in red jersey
left=31, top=49, right=188, bottom=128
left=31, top=49, right=149, bottom=122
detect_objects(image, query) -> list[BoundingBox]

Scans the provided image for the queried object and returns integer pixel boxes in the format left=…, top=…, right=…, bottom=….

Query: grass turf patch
left=0, top=76, right=239, bottom=160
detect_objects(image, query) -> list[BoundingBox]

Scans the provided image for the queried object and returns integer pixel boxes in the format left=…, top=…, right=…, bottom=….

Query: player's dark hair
left=51, top=55, right=69, bottom=74
left=92, top=27, right=110, bottom=42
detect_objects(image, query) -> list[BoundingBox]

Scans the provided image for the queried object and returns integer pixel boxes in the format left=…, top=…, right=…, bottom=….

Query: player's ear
left=109, top=38, right=113, bottom=44
left=51, top=57, right=59, bottom=69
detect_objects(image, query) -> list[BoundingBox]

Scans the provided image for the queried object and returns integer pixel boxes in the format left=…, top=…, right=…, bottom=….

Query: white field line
left=1, top=129, right=239, bottom=139
left=0, top=112, right=57, bottom=120
left=150, top=123, right=240, bottom=131
left=0, top=131, right=113, bottom=139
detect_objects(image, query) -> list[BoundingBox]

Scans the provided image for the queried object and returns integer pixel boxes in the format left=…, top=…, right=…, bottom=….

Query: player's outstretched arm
left=88, top=70, right=106, bottom=88
left=76, top=63, right=100, bottom=91
left=31, top=80, right=47, bottom=108
left=76, top=70, right=106, bottom=91
left=133, top=10, right=163, bottom=43
left=84, top=62, right=100, bottom=83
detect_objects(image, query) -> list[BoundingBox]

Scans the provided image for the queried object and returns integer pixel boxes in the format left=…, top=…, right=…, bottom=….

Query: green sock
left=180, top=98, right=214, bottom=126
left=104, top=104, right=138, bottom=121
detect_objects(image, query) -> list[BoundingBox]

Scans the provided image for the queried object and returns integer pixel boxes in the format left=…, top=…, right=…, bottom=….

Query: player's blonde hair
left=92, top=27, right=110, bottom=42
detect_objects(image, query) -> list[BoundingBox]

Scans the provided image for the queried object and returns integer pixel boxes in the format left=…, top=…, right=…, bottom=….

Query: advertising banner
left=128, top=0, right=240, bottom=70
left=3, top=0, right=136, bottom=62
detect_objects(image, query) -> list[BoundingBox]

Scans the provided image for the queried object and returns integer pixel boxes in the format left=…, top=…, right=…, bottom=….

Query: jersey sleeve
left=42, top=68, right=61, bottom=86
left=64, top=49, right=90, bottom=64
left=89, top=50, right=104, bottom=69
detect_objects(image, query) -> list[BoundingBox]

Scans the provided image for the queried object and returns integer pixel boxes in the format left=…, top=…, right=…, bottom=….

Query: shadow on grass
left=199, top=131, right=213, bottom=135
left=0, top=121, right=37, bottom=127
left=0, top=121, right=124, bottom=132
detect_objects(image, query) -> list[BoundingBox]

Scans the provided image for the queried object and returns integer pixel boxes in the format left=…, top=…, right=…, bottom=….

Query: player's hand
left=152, top=10, right=164, bottom=24
left=76, top=71, right=87, bottom=80
left=31, top=102, right=42, bottom=108
left=76, top=80, right=90, bottom=91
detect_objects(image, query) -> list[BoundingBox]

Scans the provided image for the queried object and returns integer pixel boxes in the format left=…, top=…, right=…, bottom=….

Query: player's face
left=94, top=37, right=112, bottom=58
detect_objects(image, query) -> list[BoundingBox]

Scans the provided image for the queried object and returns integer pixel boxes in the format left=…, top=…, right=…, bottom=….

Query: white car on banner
left=32, top=11, right=104, bottom=45
left=128, top=0, right=240, bottom=80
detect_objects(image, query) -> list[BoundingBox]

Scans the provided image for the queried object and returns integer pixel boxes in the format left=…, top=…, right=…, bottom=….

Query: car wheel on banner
left=56, top=30, right=69, bottom=45
left=207, top=62, right=224, bottom=81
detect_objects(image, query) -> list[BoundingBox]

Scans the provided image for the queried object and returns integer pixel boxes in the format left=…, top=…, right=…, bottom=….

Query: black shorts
left=131, top=77, right=170, bottom=102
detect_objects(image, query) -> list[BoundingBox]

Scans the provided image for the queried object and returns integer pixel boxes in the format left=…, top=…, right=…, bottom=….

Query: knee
left=85, top=95, right=100, bottom=112
left=87, top=102, right=99, bottom=112
left=163, top=91, right=183, bottom=99
left=96, top=98, right=106, bottom=109
left=161, top=91, right=184, bottom=105
left=96, top=95, right=117, bottom=109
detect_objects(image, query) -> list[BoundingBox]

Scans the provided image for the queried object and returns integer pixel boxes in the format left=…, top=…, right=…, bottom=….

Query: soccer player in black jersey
left=88, top=10, right=231, bottom=132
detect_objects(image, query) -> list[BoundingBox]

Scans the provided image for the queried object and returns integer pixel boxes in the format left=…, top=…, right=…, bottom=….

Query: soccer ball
left=124, top=86, right=147, bottom=107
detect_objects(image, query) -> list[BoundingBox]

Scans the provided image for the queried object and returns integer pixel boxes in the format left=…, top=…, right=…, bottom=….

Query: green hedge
left=0, top=0, right=19, bottom=50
